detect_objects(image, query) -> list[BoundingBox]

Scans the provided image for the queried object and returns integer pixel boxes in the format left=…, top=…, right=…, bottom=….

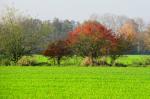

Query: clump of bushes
left=81, top=57, right=110, bottom=66
left=17, top=56, right=37, bottom=66
left=132, top=57, right=150, bottom=67
left=0, top=55, right=12, bottom=66
left=144, top=58, right=150, bottom=65
left=114, top=62, right=127, bottom=67
left=133, top=61, right=144, bottom=66
left=81, top=57, right=93, bottom=66
left=0, top=59, right=11, bottom=66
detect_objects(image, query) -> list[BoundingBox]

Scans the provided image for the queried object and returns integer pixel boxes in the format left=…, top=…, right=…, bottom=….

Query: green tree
left=0, top=7, right=52, bottom=62
left=0, top=7, right=25, bottom=61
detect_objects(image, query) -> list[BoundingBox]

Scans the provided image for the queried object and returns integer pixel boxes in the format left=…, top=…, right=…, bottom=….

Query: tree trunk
left=111, top=59, right=115, bottom=66
left=57, top=57, right=61, bottom=65
left=111, top=57, right=117, bottom=66
left=53, top=58, right=56, bottom=65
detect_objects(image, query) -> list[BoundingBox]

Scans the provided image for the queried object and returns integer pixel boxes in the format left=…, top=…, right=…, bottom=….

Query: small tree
left=109, top=34, right=133, bottom=65
left=43, top=40, right=72, bottom=65
left=108, top=20, right=137, bottom=66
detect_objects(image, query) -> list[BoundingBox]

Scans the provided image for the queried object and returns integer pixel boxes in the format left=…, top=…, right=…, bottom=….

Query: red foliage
left=68, top=21, right=117, bottom=51
left=43, top=40, right=72, bottom=65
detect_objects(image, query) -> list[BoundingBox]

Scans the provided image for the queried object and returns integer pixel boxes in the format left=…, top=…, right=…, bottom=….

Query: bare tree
left=90, top=13, right=129, bottom=32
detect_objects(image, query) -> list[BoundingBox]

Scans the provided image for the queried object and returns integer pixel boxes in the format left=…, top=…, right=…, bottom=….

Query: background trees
left=118, top=19, right=147, bottom=54
left=118, top=19, right=138, bottom=40
left=0, top=6, right=150, bottom=66
left=0, top=7, right=76, bottom=62
left=144, top=25, right=150, bottom=51
left=90, top=14, right=129, bottom=32
left=90, top=14, right=148, bottom=54
left=50, top=18, right=75, bottom=41
left=0, top=7, right=53, bottom=61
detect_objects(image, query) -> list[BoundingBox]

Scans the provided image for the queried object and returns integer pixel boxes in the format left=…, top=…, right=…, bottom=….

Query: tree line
left=0, top=7, right=77, bottom=62
left=0, top=7, right=150, bottom=66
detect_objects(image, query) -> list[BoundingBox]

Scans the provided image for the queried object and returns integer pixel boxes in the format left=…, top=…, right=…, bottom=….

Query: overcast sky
left=0, top=0, right=150, bottom=22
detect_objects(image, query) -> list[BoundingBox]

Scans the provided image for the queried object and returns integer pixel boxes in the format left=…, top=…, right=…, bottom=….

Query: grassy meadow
left=0, top=55, right=150, bottom=99
left=0, top=66, right=150, bottom=99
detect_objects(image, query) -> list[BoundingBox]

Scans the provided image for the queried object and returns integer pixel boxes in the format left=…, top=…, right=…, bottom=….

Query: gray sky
left=0, top=0, right=150, bottom=22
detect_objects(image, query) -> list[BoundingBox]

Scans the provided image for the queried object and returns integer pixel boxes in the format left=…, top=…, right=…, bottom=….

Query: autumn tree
left=107, top=20, right=139, bottom=66
left=118, top=19, right=138, bottom=39
left=43, top=40, right=72, bottom=65
left=103, top=19, right=138, bottom=65
left=118, top=19, right=147, bottom=54
left=68, top=21, right=116, bottom=65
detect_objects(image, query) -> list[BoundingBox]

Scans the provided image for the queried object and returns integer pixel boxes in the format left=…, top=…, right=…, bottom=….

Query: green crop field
left=0, top=66, right=150, bottom=99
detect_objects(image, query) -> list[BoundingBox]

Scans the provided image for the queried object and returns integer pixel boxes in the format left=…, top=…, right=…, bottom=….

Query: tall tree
left=0, top=7, right=26, bottom=61
left=0, top=7, right=52, bottom=61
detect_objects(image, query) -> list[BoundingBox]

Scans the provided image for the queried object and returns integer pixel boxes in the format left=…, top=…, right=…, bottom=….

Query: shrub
left=114, top=62, right=127, bottom=67
left=0, top=59, right=11, bottom=66
left=81, top=57, right=93, bottom=66
left=132, top=58, right=150, bottom=67
left=17, top=56, right=37, bottom=66
left=144, top=58, right=150, bottom=65
left=132, top=61, right=145, bottom=66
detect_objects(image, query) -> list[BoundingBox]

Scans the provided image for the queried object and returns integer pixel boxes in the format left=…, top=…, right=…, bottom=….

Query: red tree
left=68, top=21, right=117, bottom=65
left=43, top=40, right=72, bottom=65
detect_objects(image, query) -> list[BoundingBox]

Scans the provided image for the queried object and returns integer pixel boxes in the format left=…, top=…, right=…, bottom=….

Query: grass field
left=0, top=66, right=150, bottom=99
